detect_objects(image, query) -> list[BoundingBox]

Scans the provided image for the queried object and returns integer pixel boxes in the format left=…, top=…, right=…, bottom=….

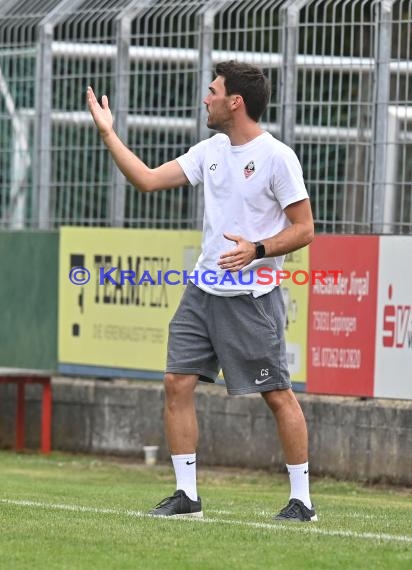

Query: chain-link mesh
left=124, top=0, right=203, bottom=229
left=295, top=0, right=377, bottom=233
left=0, top=0, right=411, bottom=233
left=0, top=0, right=58, bottom=229
left=390, top=0, right=412, bottom=234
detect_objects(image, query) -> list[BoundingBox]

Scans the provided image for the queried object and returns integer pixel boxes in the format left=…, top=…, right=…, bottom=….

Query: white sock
left=286, top=462, right=312, bottom=509
left=171, top=453, right=198, bottom=501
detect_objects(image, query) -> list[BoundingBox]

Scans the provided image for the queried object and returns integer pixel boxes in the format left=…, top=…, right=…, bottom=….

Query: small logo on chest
left=244, top=160, right=255, bottom=179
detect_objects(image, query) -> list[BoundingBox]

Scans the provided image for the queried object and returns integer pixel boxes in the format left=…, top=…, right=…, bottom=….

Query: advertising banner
left=374, top=237, right=412, bottom=399
left=307, top=236, right=379, bottom=397
left=59, top=228, right=201, bottom=372
left=282, top=247, right=309, bottom=385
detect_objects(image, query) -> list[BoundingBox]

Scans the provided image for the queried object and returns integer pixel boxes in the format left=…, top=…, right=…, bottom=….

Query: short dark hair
left=215, top=60, right=271, bottom=122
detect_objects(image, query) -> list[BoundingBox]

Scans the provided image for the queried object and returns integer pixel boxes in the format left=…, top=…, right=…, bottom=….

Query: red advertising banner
left=307, top=236, right=379, bottom=396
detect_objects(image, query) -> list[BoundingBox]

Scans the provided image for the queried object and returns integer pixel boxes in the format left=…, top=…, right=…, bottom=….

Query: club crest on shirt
left=243, top=160, right=255, bottom=179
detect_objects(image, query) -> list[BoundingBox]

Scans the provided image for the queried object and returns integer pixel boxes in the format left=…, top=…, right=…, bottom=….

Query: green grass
left=0, top=451, right=411, bottom=570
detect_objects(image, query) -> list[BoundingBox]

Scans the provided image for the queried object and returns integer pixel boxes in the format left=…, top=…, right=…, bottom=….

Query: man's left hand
left=218, top=233, right=256, bottom=272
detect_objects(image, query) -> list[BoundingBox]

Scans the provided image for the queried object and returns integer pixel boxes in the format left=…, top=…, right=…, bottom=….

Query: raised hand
left=87, top=86, right=114, bottom=139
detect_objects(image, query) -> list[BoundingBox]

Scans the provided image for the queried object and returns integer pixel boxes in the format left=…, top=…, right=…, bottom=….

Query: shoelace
left=279, top=501, right=301, bottom=518
left=153, top=492, right=181, bottom=509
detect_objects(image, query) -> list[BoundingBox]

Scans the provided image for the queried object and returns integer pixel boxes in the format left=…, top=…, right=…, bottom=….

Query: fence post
left=112, top=1, right=155, bottom=227
left=34, top=0, right=89, bottom=229
left=33, top=21, right=53, bottom=229
left=111, top=8, right=135, bottom=228
left=195, top=1, right=233, bottom=230
left=195, top=4, right=214, bottom=230
left=371, top=0, right=395, bottom=233
left=280, top=0, right=307, bottom=147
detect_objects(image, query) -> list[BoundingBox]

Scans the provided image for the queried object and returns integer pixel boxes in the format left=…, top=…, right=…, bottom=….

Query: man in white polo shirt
left=87, top=60, right=316, bottom=522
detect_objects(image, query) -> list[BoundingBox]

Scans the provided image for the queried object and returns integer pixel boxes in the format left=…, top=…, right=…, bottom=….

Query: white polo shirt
left=176, top=131, right=309, bottom=297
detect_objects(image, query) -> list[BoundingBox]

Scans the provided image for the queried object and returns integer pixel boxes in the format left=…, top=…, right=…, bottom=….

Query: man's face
left=203, top=75, right=232, bottom=131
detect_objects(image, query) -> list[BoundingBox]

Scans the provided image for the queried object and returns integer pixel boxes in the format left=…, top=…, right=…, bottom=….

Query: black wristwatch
left=254, top=241, right=266, bottom=259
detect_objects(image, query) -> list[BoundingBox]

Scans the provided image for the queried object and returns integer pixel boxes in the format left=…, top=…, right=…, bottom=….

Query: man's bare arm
left=87, top=86, right=189, bottom=192
left=262, top=198, right=315, bottom=257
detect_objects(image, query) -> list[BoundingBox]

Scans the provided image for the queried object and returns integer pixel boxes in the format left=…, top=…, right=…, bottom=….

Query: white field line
left=254, top=510, right=400, bottom=521
left=2, top=499, right=412, bottom=545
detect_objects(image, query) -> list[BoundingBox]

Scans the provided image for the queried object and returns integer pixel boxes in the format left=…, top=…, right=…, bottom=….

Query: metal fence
left=0, top=0, right=411, bottom=233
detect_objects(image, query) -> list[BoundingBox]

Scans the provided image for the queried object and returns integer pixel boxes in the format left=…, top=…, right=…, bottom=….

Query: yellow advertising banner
left=58, top=228, right=201, bottom=370
left=59, top=228, right=309, bottom=382
left=281, top=246, right=309, bottom=384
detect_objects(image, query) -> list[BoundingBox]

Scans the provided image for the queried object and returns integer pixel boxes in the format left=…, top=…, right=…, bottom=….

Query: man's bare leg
left=262, top=388, right=315, bottom=517
left=262, top=388, right=308, bottom=464
left=164, top=372, right=199, bottom=454
left=161, top=372, right=200, bottom=503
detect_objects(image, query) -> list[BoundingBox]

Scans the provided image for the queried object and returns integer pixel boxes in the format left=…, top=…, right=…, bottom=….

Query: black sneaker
left=274, top=498, right=318, bottom=522
left=148, top=490, right=203, bottom=518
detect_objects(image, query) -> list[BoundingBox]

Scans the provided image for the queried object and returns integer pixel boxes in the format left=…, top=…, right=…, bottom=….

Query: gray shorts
left=166, top=281, right=291, bottom=395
